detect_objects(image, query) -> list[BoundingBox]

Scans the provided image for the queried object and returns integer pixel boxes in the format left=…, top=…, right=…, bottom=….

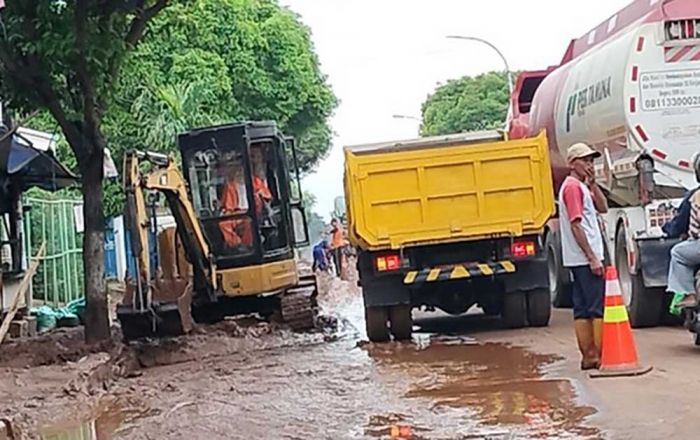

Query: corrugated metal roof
left=345, top=130, right=505, bottom=154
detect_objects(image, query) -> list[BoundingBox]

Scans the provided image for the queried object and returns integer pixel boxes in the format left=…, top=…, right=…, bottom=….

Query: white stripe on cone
left=605, top=279, right=622, bottom=297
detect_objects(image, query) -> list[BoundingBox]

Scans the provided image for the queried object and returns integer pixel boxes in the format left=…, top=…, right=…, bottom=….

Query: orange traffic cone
left=590, top=266, right=652, bottom=378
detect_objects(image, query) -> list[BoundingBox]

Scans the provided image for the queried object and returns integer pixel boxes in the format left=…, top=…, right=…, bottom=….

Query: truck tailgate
left=344, top=131, right=554, bottom=250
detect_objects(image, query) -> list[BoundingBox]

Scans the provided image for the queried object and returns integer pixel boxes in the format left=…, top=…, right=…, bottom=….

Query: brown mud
left=0, top=261, right=601, bottom=439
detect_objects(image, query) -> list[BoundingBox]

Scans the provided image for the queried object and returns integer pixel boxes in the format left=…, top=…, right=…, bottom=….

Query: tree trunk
left=81, top=150, right=110, bottom=344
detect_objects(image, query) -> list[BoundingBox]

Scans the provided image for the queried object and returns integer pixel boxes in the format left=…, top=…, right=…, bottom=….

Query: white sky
left=282, top=0, right=632, bottom=219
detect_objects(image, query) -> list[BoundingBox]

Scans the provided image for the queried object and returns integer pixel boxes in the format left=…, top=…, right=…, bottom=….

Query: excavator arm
left=119, top=150, right=218, bottom=340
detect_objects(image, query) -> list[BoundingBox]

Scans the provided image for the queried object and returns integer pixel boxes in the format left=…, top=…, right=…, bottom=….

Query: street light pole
left=392, top=114, right=421, bottom=122
left=446, top=35, right=514, bottom=97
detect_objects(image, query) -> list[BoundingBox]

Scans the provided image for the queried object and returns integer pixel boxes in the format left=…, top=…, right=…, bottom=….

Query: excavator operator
left=218, top=148, right=273, bottom=249
left=219, top=160, right=253, bottom=248
left=250, top=145, right=273, bottom=217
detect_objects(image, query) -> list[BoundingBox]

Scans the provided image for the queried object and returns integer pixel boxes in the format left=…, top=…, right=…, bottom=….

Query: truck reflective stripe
left=478, top=264, right=494, bottom=276
left=427, top=268, right=441, bottom=282
left=404, top=261, right=516, bottom=285
left=403, top=271, right=418, bottom=284
left=414, top=271, right=429, bottom=284
left=499, top=261, right=516, bottom=273
left=450, top=265, right=470, bottom=279
left=467, top=265, right=483, bottom=277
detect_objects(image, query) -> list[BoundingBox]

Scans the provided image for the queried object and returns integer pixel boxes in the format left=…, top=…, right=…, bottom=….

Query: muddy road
left=0, top=271, right=695, bottom=439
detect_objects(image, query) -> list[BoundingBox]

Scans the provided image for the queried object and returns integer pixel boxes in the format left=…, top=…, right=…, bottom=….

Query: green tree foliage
left=110, top=0, right=337, bottom=171
left=0, top=0, right=171, bottom=342
left=28, top=0, right=337, bottom=218
left=420, top=71, right=509, bottom=136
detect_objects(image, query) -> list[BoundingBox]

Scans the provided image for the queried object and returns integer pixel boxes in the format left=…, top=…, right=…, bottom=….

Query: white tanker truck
left=509, top=0, right=700, bottom=327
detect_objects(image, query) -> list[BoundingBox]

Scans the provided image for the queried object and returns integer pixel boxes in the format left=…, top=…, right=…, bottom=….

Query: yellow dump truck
left=344, top=130, right=555, bottom=342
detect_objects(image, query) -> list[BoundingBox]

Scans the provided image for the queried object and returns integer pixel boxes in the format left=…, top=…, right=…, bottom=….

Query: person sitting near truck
left=665, top=153, right=700, bottom=312
left=312, top=239, right=331, bottom=272
left=559, top=143, right=608, bottom=371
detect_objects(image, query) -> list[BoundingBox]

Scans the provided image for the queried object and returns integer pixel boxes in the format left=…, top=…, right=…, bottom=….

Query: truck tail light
left=511, top=240, right=536, bottom=258
left=376, top=253, right=401, bottom=272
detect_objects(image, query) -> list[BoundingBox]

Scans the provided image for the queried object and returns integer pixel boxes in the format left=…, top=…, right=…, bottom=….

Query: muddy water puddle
left=39, top=397, right=153, bottom=440
left=122, top=329, right=596, bottom=438
left=363, top=336, right=599, bottom=439
left=35, top=289, right=600, bottom=439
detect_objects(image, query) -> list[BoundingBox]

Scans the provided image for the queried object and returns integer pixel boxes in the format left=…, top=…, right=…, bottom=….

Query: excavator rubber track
left=280, top=274, right=319, bottom=331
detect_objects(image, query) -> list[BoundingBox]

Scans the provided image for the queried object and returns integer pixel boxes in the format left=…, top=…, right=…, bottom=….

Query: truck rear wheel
left=389, top=305, right=413, bottom=341
left=616, top=227, right=663, bottom=328
left=526, top=288, right=551, bottom=327
left=502, top=292, right=527, bottom=329
left=546, top=233, right=573, bottom=308
left=365, top=306, right=390, bottom=342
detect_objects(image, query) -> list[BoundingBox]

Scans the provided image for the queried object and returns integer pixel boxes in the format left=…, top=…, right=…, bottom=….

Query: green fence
left=23, top=193, right=84, bottom=306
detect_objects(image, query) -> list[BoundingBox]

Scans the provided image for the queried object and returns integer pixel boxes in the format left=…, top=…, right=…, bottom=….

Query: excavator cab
left=179, top=122, right=309, bottom=271
left=117, top=122, right=316, bottom=340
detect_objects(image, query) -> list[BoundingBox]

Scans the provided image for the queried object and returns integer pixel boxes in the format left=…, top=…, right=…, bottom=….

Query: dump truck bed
left=344, top=130, right=554, bottom=250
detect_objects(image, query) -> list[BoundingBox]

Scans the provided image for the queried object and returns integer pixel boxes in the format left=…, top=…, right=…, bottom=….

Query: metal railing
left=23, top=195, right=84, bottom=306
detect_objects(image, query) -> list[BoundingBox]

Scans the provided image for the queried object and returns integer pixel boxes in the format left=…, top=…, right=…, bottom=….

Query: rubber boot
left=592, top=318, right=603, bottom=368
left=574, top=319, right=597, bottom=370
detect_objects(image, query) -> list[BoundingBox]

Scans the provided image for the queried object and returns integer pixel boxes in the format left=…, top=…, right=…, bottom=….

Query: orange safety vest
left=330, top=225, right=343, bottom=249
left=252, top=175, right=272, bottom=215
left=219, top=179, right=252, bottom=247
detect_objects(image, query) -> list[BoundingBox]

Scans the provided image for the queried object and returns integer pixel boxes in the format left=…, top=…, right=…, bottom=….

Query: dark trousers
left=332, top=248, right=342, bottom=276
left=570, top=265, right=605, bottom=319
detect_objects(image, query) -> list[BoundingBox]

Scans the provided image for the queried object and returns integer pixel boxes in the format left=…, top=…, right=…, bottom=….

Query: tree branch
left=104, top=0, right=168, bottom=97
left=0, top=40, right=84, bottom=156
left=124, top=0, right=168, bottom=46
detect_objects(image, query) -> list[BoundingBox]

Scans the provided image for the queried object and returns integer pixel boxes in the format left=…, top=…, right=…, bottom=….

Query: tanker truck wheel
left=616, top=227, right=663, bottom=328
left=365, top=305, right=390, bottom=342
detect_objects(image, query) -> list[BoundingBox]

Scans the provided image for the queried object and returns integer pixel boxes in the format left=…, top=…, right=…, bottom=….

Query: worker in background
left=219, top=161, right=253, bottom=248
left=312, top=239, right=331, bottom=272
left=665, top=153, right=700, bottom=313
left=329, top=218, right=344, bottom=277
left=559, top=143, right=608, bottom=370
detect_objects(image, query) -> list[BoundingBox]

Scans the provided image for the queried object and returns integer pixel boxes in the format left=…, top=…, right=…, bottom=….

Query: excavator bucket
left=117, top=278, right=194, bottom=341
left=118, top=225, right=197, bottom=340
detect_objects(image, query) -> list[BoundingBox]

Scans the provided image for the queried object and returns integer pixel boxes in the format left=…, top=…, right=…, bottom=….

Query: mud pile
left=0, top=327, right=121, bottom=369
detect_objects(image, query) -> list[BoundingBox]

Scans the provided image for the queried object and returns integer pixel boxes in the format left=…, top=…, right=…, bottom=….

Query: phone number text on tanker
left=643, top=95, right=700, bottom=111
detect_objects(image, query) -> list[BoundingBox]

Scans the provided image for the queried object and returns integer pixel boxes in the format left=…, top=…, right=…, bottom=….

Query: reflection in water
left=42, top=421, right=96, bottom=440
left=364, top=337, right=600, bottom=439
left=40, top=397, right=151, bottom=440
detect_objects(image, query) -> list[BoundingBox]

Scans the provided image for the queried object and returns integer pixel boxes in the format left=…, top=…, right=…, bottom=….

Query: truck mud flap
left=637, top=238, right=680, bottom=288
left=403, top=261, right=516, bottom=285
left=502, top=258, right=548, bottom=293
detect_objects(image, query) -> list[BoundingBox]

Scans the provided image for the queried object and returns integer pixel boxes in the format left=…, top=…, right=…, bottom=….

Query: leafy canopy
left=420, top=71, right=509, bottom=136
left=109, top=0, right=337, bottom=171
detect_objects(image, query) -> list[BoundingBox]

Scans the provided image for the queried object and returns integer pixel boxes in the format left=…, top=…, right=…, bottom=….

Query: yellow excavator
left=117, top=121, right=318, bottom=340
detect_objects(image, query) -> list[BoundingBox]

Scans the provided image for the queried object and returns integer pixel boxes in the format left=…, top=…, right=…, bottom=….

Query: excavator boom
left=117, top=150, right=216, bottom=340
